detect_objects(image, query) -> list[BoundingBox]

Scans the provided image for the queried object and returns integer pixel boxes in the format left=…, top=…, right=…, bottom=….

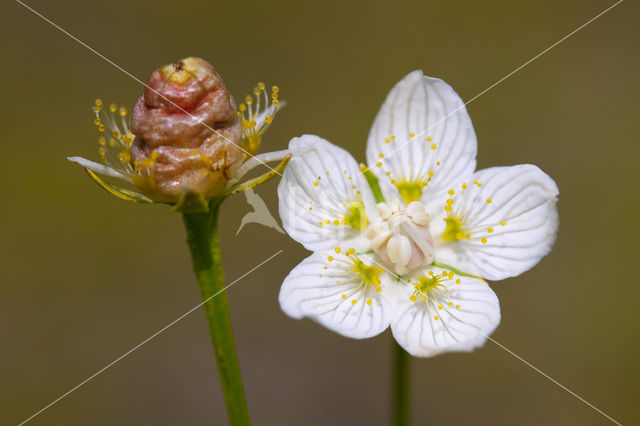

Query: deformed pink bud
left=130, top=57, right=247, bottom=202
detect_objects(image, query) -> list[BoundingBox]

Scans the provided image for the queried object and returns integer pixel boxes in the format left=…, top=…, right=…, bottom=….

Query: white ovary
left=365, top=199, right=434, bottom=275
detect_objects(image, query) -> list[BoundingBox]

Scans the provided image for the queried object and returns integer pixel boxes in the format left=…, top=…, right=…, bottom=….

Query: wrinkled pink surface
left=130, top=57, right=244, bottom=201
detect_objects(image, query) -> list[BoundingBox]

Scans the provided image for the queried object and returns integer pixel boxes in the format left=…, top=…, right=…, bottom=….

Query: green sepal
left=85, top=169, right=154, bottom=203
left=225, top=154, right=291, bottom=195
left=432, top=262, right=485, bottom=280
left=360, top=164, right=385, bottom=203
left=172, top=191, right=213, bottom=213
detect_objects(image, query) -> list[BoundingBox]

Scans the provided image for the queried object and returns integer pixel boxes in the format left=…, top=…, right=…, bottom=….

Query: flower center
left=326, top=248, right=384, bottom=305
left=365, top=199, right=434, bottom=275
left=343, top=201, right=370, bottom=230
left=395, top=179, right=428, bottom=204
left=408, top=270, right=462, bottom=317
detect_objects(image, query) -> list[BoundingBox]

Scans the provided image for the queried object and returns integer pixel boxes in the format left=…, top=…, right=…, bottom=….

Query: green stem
left=183, top=198, right=251, bottom=426
left=393, top=341, right=410, bottom=426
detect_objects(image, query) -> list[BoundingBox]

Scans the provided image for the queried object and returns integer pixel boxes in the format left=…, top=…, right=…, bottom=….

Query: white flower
left=278, top=71, right=558, bottom=357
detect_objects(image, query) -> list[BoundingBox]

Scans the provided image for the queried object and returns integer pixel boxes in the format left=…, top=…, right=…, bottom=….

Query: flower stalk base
left=183, top=198, right=251, bottom=426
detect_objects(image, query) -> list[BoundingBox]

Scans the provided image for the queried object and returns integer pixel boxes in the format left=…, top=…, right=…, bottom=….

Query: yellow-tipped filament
left=329, top=250, right=384, bottom=306
left=237, top=83, right=281, bottom=154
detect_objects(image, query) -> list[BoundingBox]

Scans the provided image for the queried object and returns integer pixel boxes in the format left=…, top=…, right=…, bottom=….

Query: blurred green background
left=1, top=0, right=638, bottom=424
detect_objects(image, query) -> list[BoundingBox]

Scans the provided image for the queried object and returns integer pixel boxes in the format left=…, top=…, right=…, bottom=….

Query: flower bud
left=365, top=199, right=434, bottom=275
left=130, top=57, right=246, bottom=202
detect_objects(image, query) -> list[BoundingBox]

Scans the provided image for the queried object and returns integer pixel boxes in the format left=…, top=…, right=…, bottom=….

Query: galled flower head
left=278, top=71, right=559, bottom=357
left=69, top=57, right=289, bottom=212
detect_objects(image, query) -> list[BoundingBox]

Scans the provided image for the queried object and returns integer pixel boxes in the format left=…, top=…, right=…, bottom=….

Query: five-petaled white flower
left=277, top=71, right=558, bottom=357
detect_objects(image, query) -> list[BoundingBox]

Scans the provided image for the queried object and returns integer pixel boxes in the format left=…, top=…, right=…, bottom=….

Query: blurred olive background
left=1, top=0, right=638, bottom=424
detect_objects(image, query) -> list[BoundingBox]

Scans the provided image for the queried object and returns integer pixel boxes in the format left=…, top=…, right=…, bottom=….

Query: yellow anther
left=119, top=150, right=131, bottom=163
left=333, top=220, right=340, bottom=226
left=334, top=247, right=341, bottom=254
left=448, top=272, right=454, bottom=279
left=119, top=106, right=127, bottom=116
left=313, top=181, right=319, bottom=187
left=488, top=227, right=494, bottom=233
left=111, top=130, right=119, bottom=138
left=341, top=294, right=346, bottom=299
left=318, top=222, right=323, bottom=227
left=352, top=300, right=357, bottom=305
left=431, top=143, right=437, bottom=150
left=410, top=296, right=417, bottom=302
left=456, top=304, right=460, bottom=309
left=95, top=99, right=103, bottom=107
left=409, top=132, right=415, bottom=138
left=93, top=118, right=101, bottom=126
left=108, top=139, right=116, bottom=147
left=376, top=162, right=382, bottom=167
left=438, top=305, right=443, bottom=310
left=444, top=205, right=452, bottom=212
left=258, top=82, right=266, bottom=90
left=366, top=299, right=372, bottom=305
left=324, top=219, right=330, bottom=224
left=272, top=85, right=279, bottom=93
left=239, top=103, right=246, bottom=112
left=434, top=316, right=439, bottom=320
left=428, top=171, right=434, bottom=177
left=486, top=198, right=492, bottom=204
left=347, top=248, right=355, bottom=255
left=327, top=256, right=334, bottom=262
left=446, top=199, right=454, bottom=205
left=385, top=137, right=390, bottom=144
left=481, top=237, right=488, bottom=244
left=378, top=153, right=383, bottom=158
left=390, top=135, right=396, bottom=140
left=462, top=183, right=467, bottom=189
left=456, top=279, right=461, bottom=284
left=500, top=221, right=507, bottom=226
left=448, top=301, right=453, bottom=306
left=109, top=103, right=117, bottom=112
left=265, top=115, right=273, bottom=123
left=464, top=233, right=471, bottom=239
left=426, top=136, right=432, bottom=142
left=244, top=95, right=253, bottom=104
left=273, top=100, right=280, bottom=106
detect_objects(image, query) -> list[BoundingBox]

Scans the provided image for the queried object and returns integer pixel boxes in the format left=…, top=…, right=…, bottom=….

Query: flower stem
left=392, top=341, right=410, bottom=426
left=183, top=198, right=251, bottom=426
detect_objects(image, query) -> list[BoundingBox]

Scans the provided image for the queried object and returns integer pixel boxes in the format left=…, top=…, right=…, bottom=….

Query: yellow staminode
left=332, top=250, right=384, bottom=304
left=237, top=83, right=281, bottom=155
left=409, top=271, right=459, bottom=313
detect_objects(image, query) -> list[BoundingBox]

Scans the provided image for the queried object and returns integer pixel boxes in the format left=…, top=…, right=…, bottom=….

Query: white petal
left=433, top=164, right=559, bottom=280
left=365, top=71, right=476, bottom=204
left=278, top=135, right=377, bottom=251
left=67, top=156, right=130, bottom=181
left=279, top=251, right=393, bottom=339
left=390, top=266, right=500, bottom=357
